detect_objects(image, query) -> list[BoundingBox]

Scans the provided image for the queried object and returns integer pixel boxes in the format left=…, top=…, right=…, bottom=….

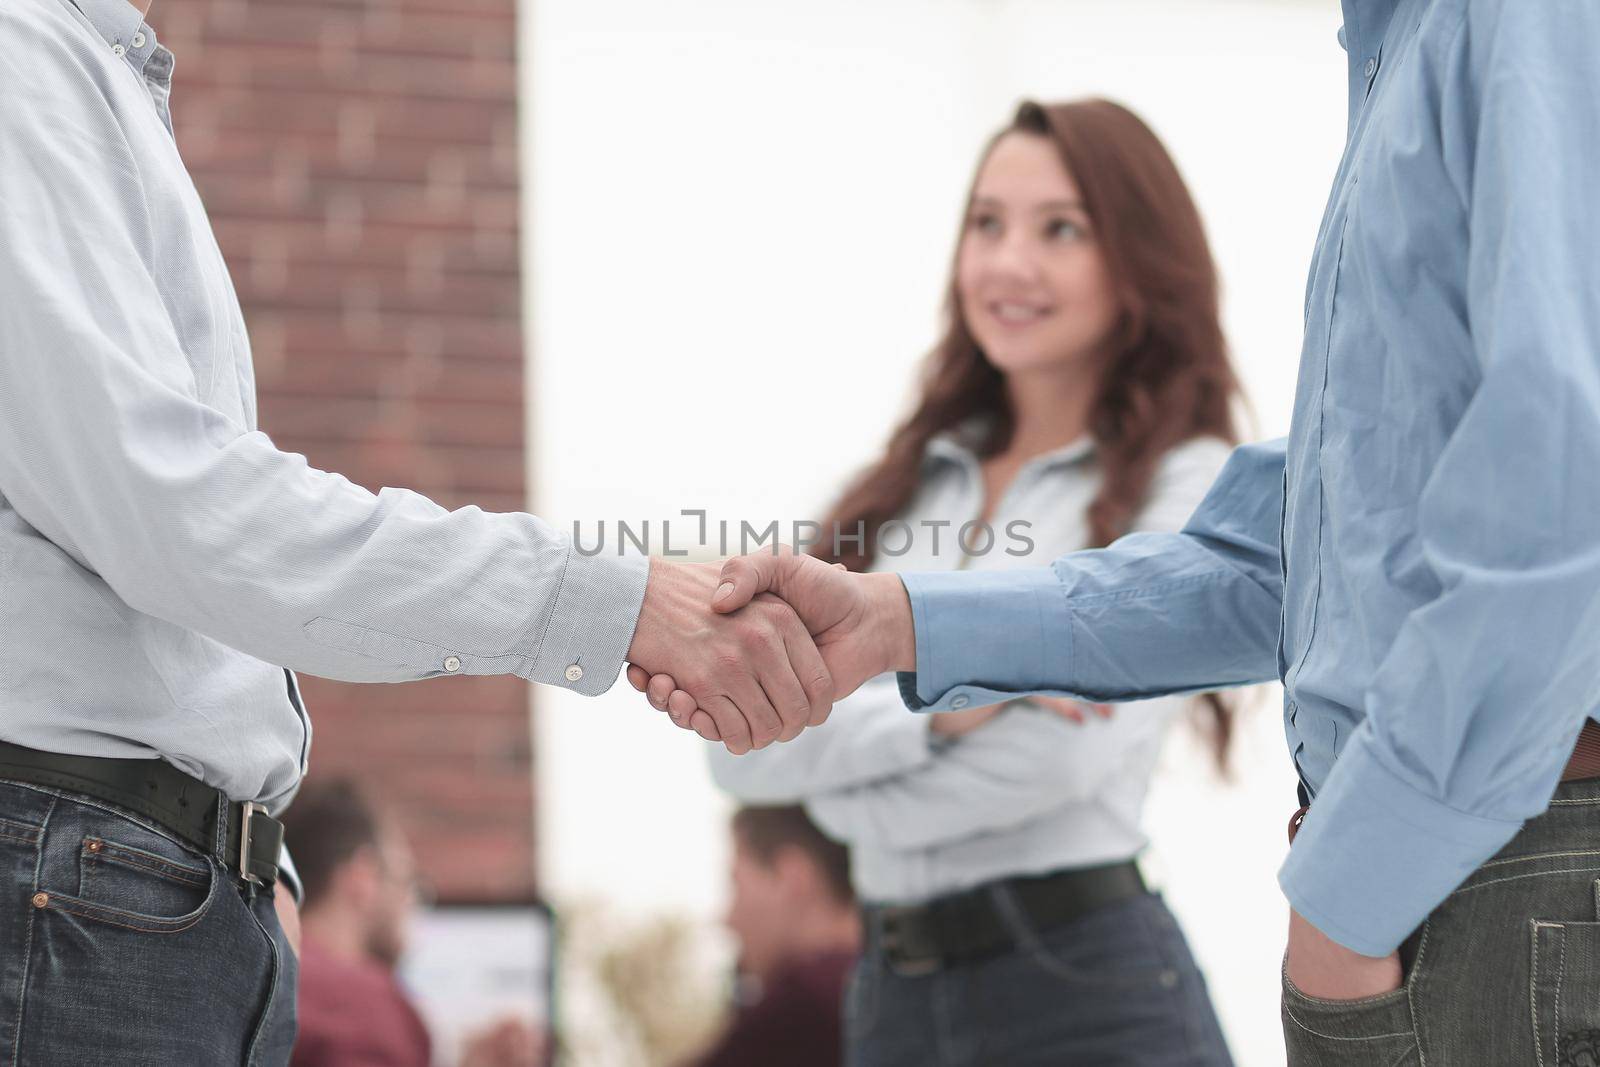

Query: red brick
left=169, top=0, right=534, bottom=902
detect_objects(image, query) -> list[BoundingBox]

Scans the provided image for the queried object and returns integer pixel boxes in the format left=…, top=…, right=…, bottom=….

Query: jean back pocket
left=1532, top=914, right=1600, bottom=1067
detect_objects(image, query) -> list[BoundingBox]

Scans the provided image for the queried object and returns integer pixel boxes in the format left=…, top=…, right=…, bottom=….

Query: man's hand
left=624, top=558, right=834, bottom=754
left=1284, top=907, right=1402, bottom=1000
left=626, top=551, right=915, bottom=744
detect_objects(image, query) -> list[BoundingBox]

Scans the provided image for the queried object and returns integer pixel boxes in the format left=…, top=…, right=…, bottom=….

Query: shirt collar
left=69, top=0, right=146, bottom=53
left=1336, top=0, right=1402, bottom=133
left=925, top=419, right=1095, bottom=471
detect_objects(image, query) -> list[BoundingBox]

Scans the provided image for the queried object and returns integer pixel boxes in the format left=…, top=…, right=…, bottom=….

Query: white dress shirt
left=0, top=0, right=647, bottom=815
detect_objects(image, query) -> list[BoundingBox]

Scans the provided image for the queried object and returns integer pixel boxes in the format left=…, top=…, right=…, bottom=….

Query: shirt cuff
left=524, top=549, right=650, bottom=696
left=1278, top=720, right=1524, bottom=957
left=894, top=568, right=1074, bottom=713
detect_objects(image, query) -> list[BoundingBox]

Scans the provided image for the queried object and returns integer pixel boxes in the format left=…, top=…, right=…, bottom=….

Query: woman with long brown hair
left=663, top=98, right=1240, bottom=1064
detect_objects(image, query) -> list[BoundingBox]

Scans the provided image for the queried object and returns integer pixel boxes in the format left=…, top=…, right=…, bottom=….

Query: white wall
left=522, top=3, right=1345, bottom=1064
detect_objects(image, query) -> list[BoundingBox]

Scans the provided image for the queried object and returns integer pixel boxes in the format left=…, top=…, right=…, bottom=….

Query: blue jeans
left=846, top=889, right=1234, bottom=1066
left=0, top=778, right=297, bottom=1066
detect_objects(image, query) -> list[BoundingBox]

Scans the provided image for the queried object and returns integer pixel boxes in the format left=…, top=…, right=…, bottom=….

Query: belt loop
left=212, top=792, right=228, bottom=859
left=1288, top=805, right=1309, bottom=845
left=985, top=881, right=1042, bottom=955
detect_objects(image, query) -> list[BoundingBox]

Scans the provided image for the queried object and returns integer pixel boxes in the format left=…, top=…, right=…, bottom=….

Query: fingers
left=1093, top=702, right=1114, bottom=719
left=629, top=664, right=696, bottom=729
left=667, top=689, right=698, bottom=721
left=700, top=694, right=754, bottom=754
left=777, top=607, right=834, bottom=729
left=643, top=675, right=675, bottom=710
left=712, top=550, right=787, bottom=614
left=724, top=668, right=783, bottom=749
left=749, top=594, right=828, bottom=740
left=647, top=673, right=681, bottom=718
left=689, top=709, right=722, bottom=744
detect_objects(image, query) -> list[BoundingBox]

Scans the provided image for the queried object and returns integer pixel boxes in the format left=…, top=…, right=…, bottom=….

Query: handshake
left=621, top=550, right=918, bottom=754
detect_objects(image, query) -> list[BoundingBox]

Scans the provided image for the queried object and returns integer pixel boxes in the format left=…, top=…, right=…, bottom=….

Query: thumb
left=711, top=547, right=794, bottom=613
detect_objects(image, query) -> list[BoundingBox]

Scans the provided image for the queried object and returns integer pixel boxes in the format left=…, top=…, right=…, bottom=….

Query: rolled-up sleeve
left=897, top=438, right=1286, bottom=712
left=0, top=41, right=647, bottom=694
left=1279, top=2, right=1600, bottom=957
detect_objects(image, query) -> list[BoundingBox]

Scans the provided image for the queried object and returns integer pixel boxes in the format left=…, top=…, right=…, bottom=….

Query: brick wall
left=157, top=0, right=534, bottom=901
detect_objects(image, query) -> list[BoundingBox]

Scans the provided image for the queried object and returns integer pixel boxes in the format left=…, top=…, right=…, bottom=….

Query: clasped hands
left=621, top=551, right=914, bottom=754
left=622, top=550, right=1109, bottom=753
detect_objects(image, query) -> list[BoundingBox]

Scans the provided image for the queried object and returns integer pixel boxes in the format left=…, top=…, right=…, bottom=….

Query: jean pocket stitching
left=1556, top=926, right=1568, bottom=1067
left=1480, top=850, right=1600, bottom=872
left=1533, top=921, right=1548, bottom=1067
left=46, top=789, right=192, bottom=853
left=82, top=837, right=209, bottom=887
left=38, top=871, right=218, bottom=935
left=0, top=815, right=42, bottom=840
left=1283, top=977, right=1410, bottom=1011
left=1453, top=864, right=1600, bottom=899
left=1023, top=937, right=1176, bottom=990
left=1283, top=1001, right=1414, bottom=1043
left=43, top=897, right=210, bottom=935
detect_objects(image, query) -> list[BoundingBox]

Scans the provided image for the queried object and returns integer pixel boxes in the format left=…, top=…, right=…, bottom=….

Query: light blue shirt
left=899, top=0, right=1600, bottom=957
left=0, top=0, right=648, bottom=815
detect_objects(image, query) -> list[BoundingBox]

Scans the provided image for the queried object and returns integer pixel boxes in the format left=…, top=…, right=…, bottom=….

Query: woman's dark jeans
left=0, top=778, right=297, bottom=1066
left=1282, top=776, right=1600, bottom=1066
left=846, top=888, right=1234, bottom=1066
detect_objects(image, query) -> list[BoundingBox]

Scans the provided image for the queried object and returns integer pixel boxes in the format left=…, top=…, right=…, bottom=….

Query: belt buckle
left=238, top=801, right=263, bottom=886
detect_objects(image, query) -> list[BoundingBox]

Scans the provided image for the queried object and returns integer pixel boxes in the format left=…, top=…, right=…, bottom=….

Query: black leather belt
left=0, top=739, right=281, bottom=889
left=864, top=861, right=1147, bottom=976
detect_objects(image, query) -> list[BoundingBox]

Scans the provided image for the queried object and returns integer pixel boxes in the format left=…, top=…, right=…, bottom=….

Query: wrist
left=860, top=572, right=916, bottom=673
left=627, top=557, right=714, bottom=667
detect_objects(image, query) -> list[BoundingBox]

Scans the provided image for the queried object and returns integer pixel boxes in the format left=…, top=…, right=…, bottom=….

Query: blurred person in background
left=642, top=98, right=1240, bottom=1065
left=283, top=780, right=544, bottom=1067
left=686, top=806, right=860, bottom=1067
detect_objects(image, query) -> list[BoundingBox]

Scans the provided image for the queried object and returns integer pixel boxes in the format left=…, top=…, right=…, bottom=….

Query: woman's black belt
left=0, top=738, right=281, bottom=888
left=862, top=860, right=1147, bottom=975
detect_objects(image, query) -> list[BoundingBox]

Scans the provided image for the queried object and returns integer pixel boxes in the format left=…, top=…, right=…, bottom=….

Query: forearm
left=894, top=441, right=1285, bottom=711
left=0, top=358, right=648, bottom=690
left=806, top=699, right=1174, bottom=851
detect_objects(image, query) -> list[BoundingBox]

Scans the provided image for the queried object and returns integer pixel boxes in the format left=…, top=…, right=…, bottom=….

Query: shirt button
left=1363, top=57, right=1378, bottom=79
left=442, top=655, right=461, bottom=672
left=132, top=32, right=147, bottom=48
left=950, top=695, right=970, bottom=710
left=111, top=43, right=126, bottom=57
left=564, top=664, right=585, bottom=683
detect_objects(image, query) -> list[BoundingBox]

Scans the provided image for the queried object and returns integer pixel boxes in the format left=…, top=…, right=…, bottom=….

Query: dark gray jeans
left=1282, top=775, right=1600, bottom=1066
left=0, top=777, right=297, bottom=1066
left=847, top=890, right=1233, bottom=1066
